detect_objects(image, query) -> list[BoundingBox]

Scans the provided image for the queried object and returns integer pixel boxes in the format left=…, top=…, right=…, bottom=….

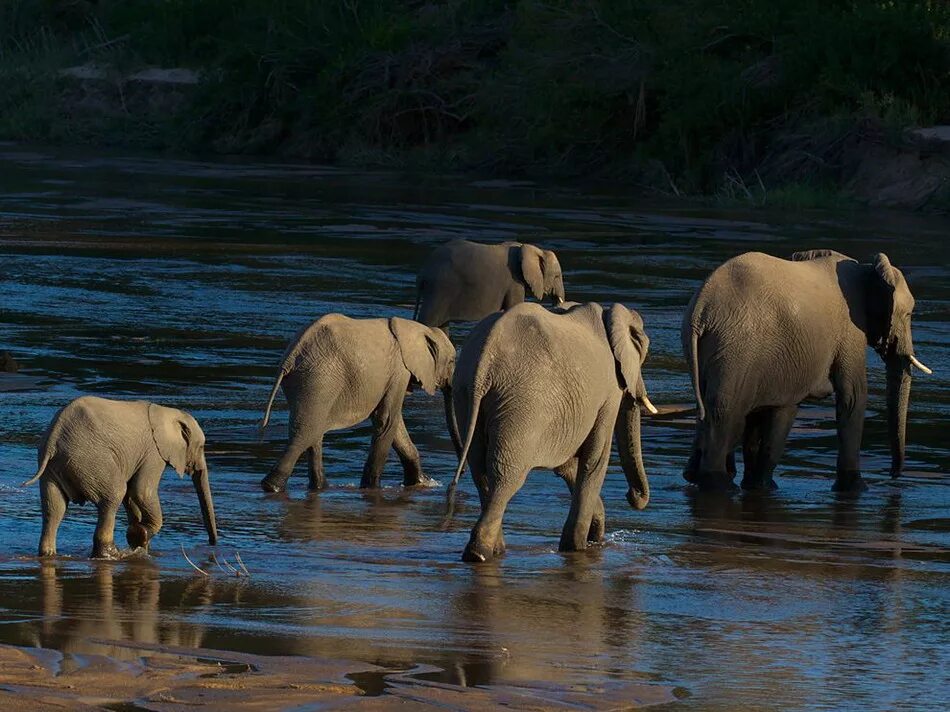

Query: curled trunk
left=192, top=460, right=218, bottom=545
left=886, top=356, right=911, bottom=477
left=615, top=392, right=649, bottom=510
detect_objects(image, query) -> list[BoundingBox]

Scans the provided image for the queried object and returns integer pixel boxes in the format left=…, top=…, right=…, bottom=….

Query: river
left=0, top=144, right=947, bottom=710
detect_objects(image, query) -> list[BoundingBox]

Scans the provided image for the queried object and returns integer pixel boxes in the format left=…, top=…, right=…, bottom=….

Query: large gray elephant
left=259, top=314, right=459, bottom=493
left=682, top=249, right=931, bottom=493
left=22, top=396, right=218, bottom=559
left=448, top=301, right=657, bottom=562
left=414, top=239, right=566, bottom=328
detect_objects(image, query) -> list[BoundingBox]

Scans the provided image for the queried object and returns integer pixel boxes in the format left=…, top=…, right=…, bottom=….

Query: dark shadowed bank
left=2, top=0, right=949, bottom=210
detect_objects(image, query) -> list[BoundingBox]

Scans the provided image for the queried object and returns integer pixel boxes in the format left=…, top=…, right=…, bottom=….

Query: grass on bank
left=1, top=0, right=949, bottom=202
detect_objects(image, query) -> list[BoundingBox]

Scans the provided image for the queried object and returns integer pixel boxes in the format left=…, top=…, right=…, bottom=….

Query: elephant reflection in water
left=29, top=561, right=232, bottom=659
left=274, top=490, right=421, bottom=548
left=439, top=556, right=644, bottom=686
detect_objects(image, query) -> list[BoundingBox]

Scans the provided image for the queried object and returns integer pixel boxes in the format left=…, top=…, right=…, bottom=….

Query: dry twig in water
left=181, top=544, right=209, bottom=576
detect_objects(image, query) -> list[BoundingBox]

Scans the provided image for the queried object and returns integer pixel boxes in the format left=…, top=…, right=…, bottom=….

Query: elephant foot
left=403, top=473, right=437, bottom=488
left=832, top=471, right=867, bottom=494
left=741, top=476, right=778, bottom=492
left=126, top=522, right=150, bottom=549
left=462, top=538, right=497, bottom=563
left=307, top=477, right=328, bottom=492
left=358, top=477, right=381, bottom=490
left=260, top=474, right=287, bottom=493
left=692, top=470, right=738, bottom=493
left=38, top=546, right=57, bottom=558
left=587, top=517, right=605, bottom=544
left=91, top=542, right=120, bottom=560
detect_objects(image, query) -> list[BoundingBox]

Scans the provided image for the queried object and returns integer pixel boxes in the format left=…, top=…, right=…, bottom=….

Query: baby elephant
left=259, top=314, right=459, bottom=493
left=23, top=396, right=218, bottom=559
left=414, top=239, right=566, bottom=328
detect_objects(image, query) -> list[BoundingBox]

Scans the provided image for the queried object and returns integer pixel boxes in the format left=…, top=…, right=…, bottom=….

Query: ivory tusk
left=640, top=394, right=658, bottom=414
left=909, top=355, right=932, bottom=375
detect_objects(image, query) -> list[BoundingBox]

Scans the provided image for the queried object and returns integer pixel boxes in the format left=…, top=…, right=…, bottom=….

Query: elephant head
left=520, top=244, right=565, bottom=306
left=150, top=405, right=218, bottom=545
left=866, top=253, right=931, bottom=477
left=389, top=318, right=462, bottom=455
left=604, top=304, right=657, bottom=510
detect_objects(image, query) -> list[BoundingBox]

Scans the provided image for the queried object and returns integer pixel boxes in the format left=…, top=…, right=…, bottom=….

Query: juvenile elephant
left=259, top=314, right=459, bottom=493
left=414, top=239, right=566, bottom=328
left=448, top=301, right=657, bottom=562
left=683, top=250, right=931, bottom=493
left=22, top=396, right=218, bottom=559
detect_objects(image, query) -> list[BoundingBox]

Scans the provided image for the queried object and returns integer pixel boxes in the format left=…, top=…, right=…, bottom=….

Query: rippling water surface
left=0, top=144, right=947, bottom=711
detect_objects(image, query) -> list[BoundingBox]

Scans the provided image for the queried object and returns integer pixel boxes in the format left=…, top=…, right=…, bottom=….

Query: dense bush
left=1, top=0, right=948, bottom=190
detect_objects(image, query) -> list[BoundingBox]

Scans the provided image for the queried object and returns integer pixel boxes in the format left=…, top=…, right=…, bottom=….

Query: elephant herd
left=21, top=239, right=930, bottom=563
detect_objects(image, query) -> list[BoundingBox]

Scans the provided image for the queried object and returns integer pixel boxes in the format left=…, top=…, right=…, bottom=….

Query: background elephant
left=259, top=314, right=459, bottom=493
left=22, top=396, right=218, bottom=558
left=682, top=249, right=931, bottom=493
left=414, top=239, right=566, bottom=328
left=448, top=301, right=657, bottom=562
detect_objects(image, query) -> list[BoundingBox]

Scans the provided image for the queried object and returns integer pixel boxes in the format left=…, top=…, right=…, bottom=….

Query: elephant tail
left=21, top=448, right=52, bottom=487
left=686, top=326, right=706, bottom=421
left=445, top=385, right=484, bottom=515
left=259, top=368, right=287, bottom=432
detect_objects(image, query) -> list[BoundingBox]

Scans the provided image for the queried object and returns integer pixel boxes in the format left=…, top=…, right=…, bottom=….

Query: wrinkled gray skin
left=449, top=301, right=655, bottom=562
left=260, top=314, right=459, bottom=493
left=23, top=396, right=218, bottom=559
left=683, top=250, right=931, bottom=493
left=414, top=239, right=566, bottom=328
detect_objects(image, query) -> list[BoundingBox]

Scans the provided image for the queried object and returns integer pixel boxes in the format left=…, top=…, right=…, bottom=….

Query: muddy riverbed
left=0, top=144, right=947, bottom=710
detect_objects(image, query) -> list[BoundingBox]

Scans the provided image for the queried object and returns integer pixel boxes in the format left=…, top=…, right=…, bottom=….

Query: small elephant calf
left=23, top=396, right=218, bottom=559
left=259, top=314, right=459, bottom=493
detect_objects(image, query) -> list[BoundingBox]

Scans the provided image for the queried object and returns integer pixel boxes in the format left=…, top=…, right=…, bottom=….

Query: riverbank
left=2, top=1, right=949, bottom=210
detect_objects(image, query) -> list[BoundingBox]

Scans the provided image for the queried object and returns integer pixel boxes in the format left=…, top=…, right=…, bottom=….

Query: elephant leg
left=392, top=419, right=429, bottom=487
left=307, top=439, right=327, bottom=491
left=755, top=405, right=797, bottom=489
left=832, top=370, right=868, bottom=492
left=684, top=427, right=702, bottom=484
left=740, top=410, right=767, bottom=489
left=555, top=458, right=603, bottom=543
left=467, top=420, right=491, bottom=510
left=462, top=459, right=529, bottom=563
left=360, top=396, right=404, bottom=489
left=124, top=490, right=163, bottom=551
left=39, top=479, right=67, bottom=558
left=91, top=498, right=121, bottom=559
left=696, top=408, right=744, bottom=492
left=262, top=436, right=312, bottom=493
left=560, top=432, right=612, bottom=552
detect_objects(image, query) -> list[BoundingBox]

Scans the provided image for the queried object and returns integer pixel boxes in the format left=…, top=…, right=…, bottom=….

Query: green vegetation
left=1, top=1, right=949, bottom=201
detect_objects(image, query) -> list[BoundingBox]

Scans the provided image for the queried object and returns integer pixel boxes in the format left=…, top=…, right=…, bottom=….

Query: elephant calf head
left=390, top=318, right=461, bottom=453
left=150, top=406, right=218, bottom=545
left=604, top=304, right=657, bottom=510
left=520, top=244, right=566, bottom=306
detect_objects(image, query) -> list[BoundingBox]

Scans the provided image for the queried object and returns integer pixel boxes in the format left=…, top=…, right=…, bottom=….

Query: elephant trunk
left=616, top=391, right=649, bottom=510
left=885, top=356, right=912, bottom=478
left=550, top=280, right=566, bottom=306
left=191, top=459, right=218, bottom=545
left=443, top=385, right=462, bottom=458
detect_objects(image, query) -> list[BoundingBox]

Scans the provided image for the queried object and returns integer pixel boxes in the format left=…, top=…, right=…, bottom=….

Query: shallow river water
left=0, top=144, right=947, bottom=711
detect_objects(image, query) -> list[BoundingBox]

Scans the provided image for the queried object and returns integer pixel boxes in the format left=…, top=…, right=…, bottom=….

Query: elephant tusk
left=909, top=355, right=932, bottom=375
left=640, top=394, right=658, bottom=415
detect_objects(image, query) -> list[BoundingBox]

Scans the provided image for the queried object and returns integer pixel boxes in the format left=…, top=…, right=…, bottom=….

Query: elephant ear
left=605, top=304, right=650, bottom=396
left=150, top=404, right=191, bottom=476
left=389, top=317, right=440, bottom=395
left=871, top=252, right=904, bottom=343
left=791, top=249, right=854, bottom=262
left=519, top=244, right=546, bottom=300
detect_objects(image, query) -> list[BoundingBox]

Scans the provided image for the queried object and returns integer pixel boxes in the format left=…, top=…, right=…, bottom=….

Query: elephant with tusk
left=682, top=249, right=931, bottom=493
left=23, top=396, right=218, bottom=559
left=447, top=301, right=656, bottom=563
left=414, top=239, right=566, bottom=329
left=259, top=313, right=459, bottom=493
